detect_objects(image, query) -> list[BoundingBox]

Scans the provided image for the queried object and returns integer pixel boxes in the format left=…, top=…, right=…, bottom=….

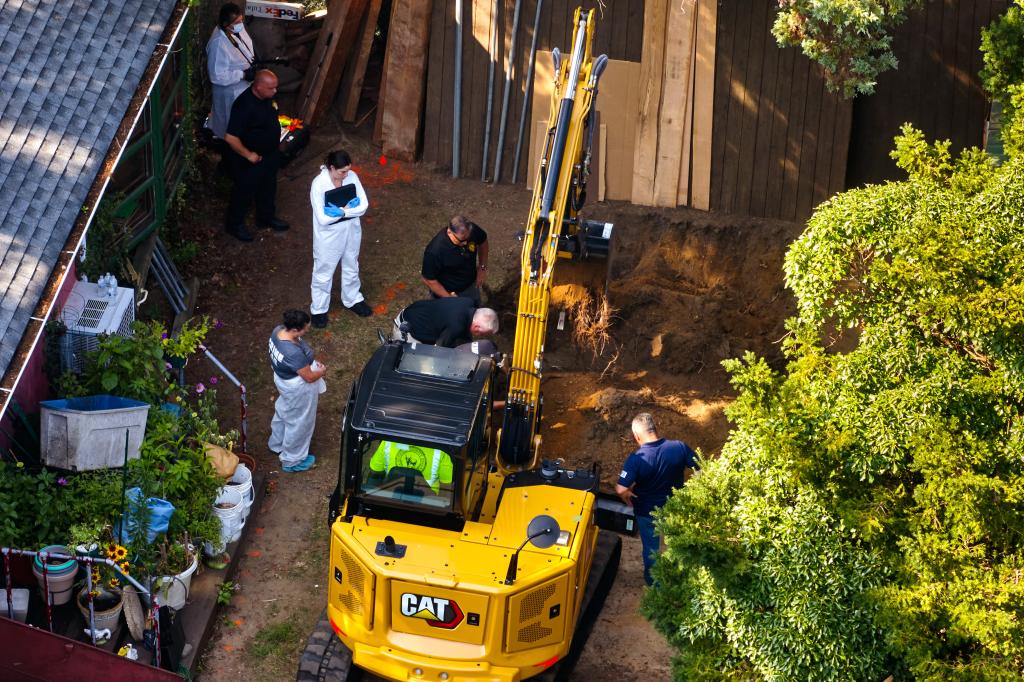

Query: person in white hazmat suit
left=206, top=3, right=256, bottom=140
left=309, top=150, right=373, bottom=327
left=268, top=309, right=326, bottom=472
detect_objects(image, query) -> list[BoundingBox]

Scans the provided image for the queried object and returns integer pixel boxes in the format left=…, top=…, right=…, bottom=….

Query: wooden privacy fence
left=381, top=0, right=999, bottom=221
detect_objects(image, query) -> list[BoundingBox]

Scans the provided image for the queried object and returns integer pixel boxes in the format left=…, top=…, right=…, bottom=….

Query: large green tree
left=773, top=0, right=920, bottom=97
left=644, top=126, right=1024, bottom=679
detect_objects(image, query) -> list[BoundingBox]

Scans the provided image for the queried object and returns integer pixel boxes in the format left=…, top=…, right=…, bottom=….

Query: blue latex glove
left=346, top=196, right=360, bottom=209
left=324, top=203, right=343, bottom=218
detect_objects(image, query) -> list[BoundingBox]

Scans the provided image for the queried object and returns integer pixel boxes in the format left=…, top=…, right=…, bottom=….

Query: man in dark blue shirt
left=616, top=412, right=698, bottom=586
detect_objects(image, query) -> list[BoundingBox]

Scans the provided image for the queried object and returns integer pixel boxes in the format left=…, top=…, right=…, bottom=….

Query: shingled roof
left=0, top=0, right=177, bottom=383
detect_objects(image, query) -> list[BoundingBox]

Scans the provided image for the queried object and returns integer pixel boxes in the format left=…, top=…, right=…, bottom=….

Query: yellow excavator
left=299, top=9, right=630, bottom=681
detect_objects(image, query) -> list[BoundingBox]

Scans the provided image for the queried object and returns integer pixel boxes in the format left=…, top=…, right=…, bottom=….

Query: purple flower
left=209, top=376, right=219, bottom=385
left=56, top=477, right=68, bottom=487
left=195, top=382, right=206, bottom=394
left=165, top=362, right=173, bottom=370
left=213, top=319, right=224, bottom=329
left=161, top=332, right=168, bottom=339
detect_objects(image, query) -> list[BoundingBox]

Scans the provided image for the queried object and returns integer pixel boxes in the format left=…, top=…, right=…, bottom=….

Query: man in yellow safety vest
left=368, top=441, right=453, bottom=494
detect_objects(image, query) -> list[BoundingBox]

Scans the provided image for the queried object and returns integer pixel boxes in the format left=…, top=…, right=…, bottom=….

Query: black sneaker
left=227, top=225, right=254, bottom=242
left=347, top=301, right=373, bottom=317
left=259, top=217, right=290, bottom=232
left=311, top=313, right=328, bottom=328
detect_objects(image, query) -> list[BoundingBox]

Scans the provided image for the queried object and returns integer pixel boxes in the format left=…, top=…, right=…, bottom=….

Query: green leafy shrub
left=646, top=130, right=1024, bottom=680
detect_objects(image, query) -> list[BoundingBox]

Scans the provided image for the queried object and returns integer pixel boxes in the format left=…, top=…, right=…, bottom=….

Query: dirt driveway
left=180, top=117, right=801, bottom=681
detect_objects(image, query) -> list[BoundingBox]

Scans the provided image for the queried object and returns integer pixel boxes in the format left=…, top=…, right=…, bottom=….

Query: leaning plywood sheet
left=527, top=51, right=640, bottom=201
left=299, top=0, right=369, bottom=124
left=380, top=0, right=435, bottom=160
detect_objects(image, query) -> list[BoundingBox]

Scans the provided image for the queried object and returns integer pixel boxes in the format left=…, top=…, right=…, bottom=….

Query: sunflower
left=112, top=545, right=128, bottom=561
left=91, top=568, right=101, bottom=584
left=119, top=561, right=131, bottom=575
left=105, top=543, right=118, bottom=559
left=108, top=577, right=120, bottom=589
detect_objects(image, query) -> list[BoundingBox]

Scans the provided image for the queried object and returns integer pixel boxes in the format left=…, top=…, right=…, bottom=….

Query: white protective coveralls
left=310, top=166, right=369, bottom=313
left=268, top=373, right=327, bottom=466
left=205, top=25, right=256, bottom=139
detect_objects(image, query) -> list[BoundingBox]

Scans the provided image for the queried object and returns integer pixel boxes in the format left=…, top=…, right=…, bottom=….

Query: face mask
left=231, top=23, right=244, bottom=34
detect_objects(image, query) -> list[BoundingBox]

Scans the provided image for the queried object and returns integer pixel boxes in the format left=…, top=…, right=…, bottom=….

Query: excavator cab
left=329, top=340, right=495, bottom=533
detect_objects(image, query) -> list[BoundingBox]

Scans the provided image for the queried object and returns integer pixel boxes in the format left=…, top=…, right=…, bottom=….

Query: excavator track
left=296, top=532, right=621, bottom=682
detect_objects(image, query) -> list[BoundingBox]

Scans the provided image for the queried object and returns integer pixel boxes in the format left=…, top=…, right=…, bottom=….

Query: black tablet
left=325, top=184, right=357, bottom=208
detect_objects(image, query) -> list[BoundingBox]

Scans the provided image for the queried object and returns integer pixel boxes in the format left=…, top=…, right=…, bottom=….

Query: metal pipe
left=199, top=345, right=249, bottom=453
left=493, top=0, right=524, bottom=182
left=453, top=0, right=464, bottom=177
left=481, top=0, right=499, bottom=180
left=511, top=0, right=544, bottom=184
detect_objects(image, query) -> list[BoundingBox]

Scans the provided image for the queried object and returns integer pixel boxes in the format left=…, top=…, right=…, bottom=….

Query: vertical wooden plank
left=967, top=1, right=998, bottom=149
left=828, top=96, right=853, bottom=197
left=374, top=34, right=390, bottom=144
left=950, top=0, right=977, bottom=149
left=733, top=0, right=769, bottom=215
left=809, top=86, right=837, bottom=211
left=625, top=0, right=644, bottom=62
left=608, top=0, right=629, bottom=59
left=763, top=42, right=794, bottom=219
left=630, top=0, right=668, bottom=205
left=460, top=0, right=486, bottom=178
left=653, top=0, right=696, bottom=207
left=709, top=0, right=735, bottom=211
left=438, top=0, right=457, bottom=170
left=677, top=3, right=699, bottom=206
left=381, top=0, right=436, bottom=161
left=340, top=0, right=384, bottom=122
left=689, top=0, right=716, bottom=211
left=718, top=0, right=752, bottom=214
left=422, top=0, right=449, bottom=164
left=778, top=54, right=808, bottom=220
left=920, top=1, right=946, bottom=139
left=794, top=67, right=824, bottom=220
left=941, top=0, right=963, bottom=142
left=747, top=1, right=780, bottom=217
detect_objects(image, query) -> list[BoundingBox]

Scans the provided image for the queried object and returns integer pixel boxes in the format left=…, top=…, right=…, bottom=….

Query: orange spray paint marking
left=383, top=289, right=396, bottom=302
left=379, top=155, right=387, bottom=165
left=373, top=304, right=388, bottom=316
left=247, top=550, right=262, bottom=558
left=222, top=644, right=235, bottom=652
left=396, top=282, right=406, bottom=290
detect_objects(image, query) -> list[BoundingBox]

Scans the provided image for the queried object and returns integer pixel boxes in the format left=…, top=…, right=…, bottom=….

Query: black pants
left=225, top=151, right=280, bottom=229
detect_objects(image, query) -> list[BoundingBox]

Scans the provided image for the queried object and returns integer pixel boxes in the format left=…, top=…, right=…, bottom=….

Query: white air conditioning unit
left=60, top=280, right=135, bottom=373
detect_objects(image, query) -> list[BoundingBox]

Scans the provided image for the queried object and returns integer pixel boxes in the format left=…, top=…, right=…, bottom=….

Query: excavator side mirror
left=504, top=515, right=561, bottom=585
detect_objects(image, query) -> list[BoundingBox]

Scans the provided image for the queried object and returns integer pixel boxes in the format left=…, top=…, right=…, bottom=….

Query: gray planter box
left=40, top=395, right=150, bottom=471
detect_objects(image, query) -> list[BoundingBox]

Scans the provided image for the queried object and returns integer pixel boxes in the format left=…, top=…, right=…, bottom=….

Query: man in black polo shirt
left=223, top=70, right=290, bottom=242
left=392, top=297, right=499, bottom=347
left=421, top=215, right=489, bottom=305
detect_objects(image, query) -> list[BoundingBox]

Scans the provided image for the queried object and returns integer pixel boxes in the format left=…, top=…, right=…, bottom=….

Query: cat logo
left=399, top=592, right=464, bottom=629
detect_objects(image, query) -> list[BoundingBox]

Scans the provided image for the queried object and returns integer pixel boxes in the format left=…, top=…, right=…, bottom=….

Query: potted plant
left=162, top=317, right=209, bottom=368
left=148, top=535, right=199, bottom=611
left=76, top=541, right=131, bottom=643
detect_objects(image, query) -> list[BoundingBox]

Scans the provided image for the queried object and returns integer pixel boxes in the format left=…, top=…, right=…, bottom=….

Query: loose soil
left=182, top=115, right=802, bottom=681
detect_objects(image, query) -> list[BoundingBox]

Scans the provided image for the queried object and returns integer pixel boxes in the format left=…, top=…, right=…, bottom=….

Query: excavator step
left=296, top=531, right=622, bottom=682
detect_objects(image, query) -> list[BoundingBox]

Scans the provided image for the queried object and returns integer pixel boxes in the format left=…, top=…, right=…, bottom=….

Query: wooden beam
left=653, top=0, right=696, bottom=207
left=380, top=0, right=436, bottom=160
left=677, top=0, right=700, bottom=206
left=339, top=0, right=383, bottom=122
left=298, top=0, right=370, bottom=125
left=690, top=0, right=717, bottom=211
left=374, top=34, right=391, bottom=145
left=631, top=0, right=668, bottom=206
